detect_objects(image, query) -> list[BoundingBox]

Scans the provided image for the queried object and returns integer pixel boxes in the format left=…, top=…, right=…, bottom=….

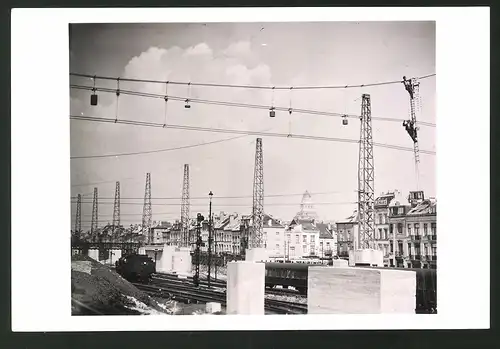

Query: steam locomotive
left=115, top=253, right=156, bottom=283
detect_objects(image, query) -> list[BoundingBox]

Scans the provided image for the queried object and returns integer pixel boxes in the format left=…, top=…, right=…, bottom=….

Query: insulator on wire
left=90, top=76, right=98, bottom=106
left=342, top=115, right=348, bottom=125
left=185, top=99, right=191, bottom=109
left=90, top=93, right=98, bottom=106
left=269, top=107, right=275, bottom=118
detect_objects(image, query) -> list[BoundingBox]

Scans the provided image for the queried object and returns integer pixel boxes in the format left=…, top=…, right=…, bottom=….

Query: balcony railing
left=410, top=254, right=422, bottom=260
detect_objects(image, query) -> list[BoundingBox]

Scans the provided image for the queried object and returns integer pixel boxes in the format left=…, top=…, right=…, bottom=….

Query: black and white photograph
left=69, top=21, right=437, bottom=316
left=10, top=7, right=490, bottom=332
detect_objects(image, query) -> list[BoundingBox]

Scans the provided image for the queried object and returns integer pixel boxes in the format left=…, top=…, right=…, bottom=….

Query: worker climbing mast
left=402, top=76, right=421, bottom=189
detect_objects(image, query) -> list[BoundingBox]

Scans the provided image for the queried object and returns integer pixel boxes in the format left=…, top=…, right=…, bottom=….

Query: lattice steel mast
left=181, top=164, right=190, bottom=247
left=112, top=181, right=121, bottom=241
left=357, top=94, right=375, bottom=249
left=402, top=76, right=421, bottom=189
left=91, top=187, right=98, bottom=242
left=142, top=173, right=152, bottom=244
left=251, top=138, right=264, bottom=248
left=75, top=194, right=82, bottom=236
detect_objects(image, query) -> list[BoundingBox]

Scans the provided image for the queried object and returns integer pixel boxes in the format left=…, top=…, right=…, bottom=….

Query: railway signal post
left=193, top=213, right=204, bottom=287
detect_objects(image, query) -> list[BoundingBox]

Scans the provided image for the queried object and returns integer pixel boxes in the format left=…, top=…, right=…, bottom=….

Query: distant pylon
left=112, top=181, right=121, bottom=241
left=75, top=194, right=82, bottom=236
left=357, top=94, right=375, bottom=249
left=181, top=164, right=190, bottom=247
left=251, top=138, right=264, bottom=248
left=91, top=187, right=98, bottom=242
left=142, top=173, right=152, bottom=244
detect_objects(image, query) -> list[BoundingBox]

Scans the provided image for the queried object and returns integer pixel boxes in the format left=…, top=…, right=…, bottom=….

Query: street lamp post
left=207, top=191, right=213, bottom=287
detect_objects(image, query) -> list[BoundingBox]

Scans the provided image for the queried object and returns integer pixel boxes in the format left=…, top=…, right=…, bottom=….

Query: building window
left=276, top=244, right=280, bottom=249
left=295, top=234, right=299, bottom=244
left=287, top=234, right=291, bottom=242
left=290, top=247, right=295, bottom=256
left=276, top=231, right=280, bottom=236
left=378, top=228, right=382, bottom=239
left=431, top=223, right=436, bottom=236
left=415, top=245, right=421, bottom=255
left=320, top=241, right=323, bottom=249
left=407, top=224, right=412, bottom=235
left=414, top=223, right=420, bottom=236
left=303, top=245, right=307, bottom=252
left=431, top=245, right=437, bottom=256
left=383, top=228, right=388, bottom=239
left=423, top=223, right=428, bottom=235
left=303, top=235, right=307, bottom=243
left=398, top=207, right=404, bottom=215
left=397, top=223, right=403, bottom=234
left=311, top=235, right=315, bottom=243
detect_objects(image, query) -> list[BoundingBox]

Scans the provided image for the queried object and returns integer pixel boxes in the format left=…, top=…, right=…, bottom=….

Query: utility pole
left=358, top=94, right=375, bottom=250
left=252, top=138, right=264, bottom=248
left=207, top=191, right=213, bottom=287
left=181, top=164, right=190, bottom=248
left=91, top=187, right=98, bottom=243
left=142, top=173, right=152, bottom=244
left=193, top=213, right=204, bottom=287
left=75, top=194, right=82, bottom=240
left=402, top=76, right=421, bottom=190
left=112, top=181, right=121, bottom=245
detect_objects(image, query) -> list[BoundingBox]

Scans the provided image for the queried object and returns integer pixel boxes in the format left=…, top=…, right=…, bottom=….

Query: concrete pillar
left=308, top=266, right=416, bottom=314
left=88, top=249, right=99, bottom=261
left=348, top=250, right=355, bottom=266
left=172, top=247, right=192, bottom=276
left=226, top=261, right=265, bottom=315
left=245, top=248, right=269, bottom=262
left=331, top=259, right=349, bottom=267
left=158, top=245, right=175, bottom=273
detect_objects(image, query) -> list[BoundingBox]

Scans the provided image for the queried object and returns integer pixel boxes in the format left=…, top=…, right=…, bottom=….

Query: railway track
left=134, top=280, right=307, bottom=315
left=153, top=272, right=305, bottom=297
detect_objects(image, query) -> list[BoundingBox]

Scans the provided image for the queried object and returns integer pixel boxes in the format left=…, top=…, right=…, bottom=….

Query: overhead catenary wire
left=71, top=133, right=255, bottom=159
left=70, top=72, right=436, bottom=91
left=70, top=190, right=356, bottom=200
left=70, top=84, right=436, bottom=128
left=71, top=201, right=359, bottom=207
left=70, top=114, right=436, bottom=156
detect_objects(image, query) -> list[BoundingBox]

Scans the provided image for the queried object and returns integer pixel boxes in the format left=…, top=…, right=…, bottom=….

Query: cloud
left=183, top=42, right=213, bottom=57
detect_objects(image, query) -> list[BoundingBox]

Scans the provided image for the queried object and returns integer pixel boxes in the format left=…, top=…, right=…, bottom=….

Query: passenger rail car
left=264, top=262, right=321, bottom=295
left=115, top=253, right=156, bottom=283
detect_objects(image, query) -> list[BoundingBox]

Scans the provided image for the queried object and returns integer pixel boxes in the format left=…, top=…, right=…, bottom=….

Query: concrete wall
left=308, top=266, right=416, bottom=314
left=226, top=261, right=265, bottom=315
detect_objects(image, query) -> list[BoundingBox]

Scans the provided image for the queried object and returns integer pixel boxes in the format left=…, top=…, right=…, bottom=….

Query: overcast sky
left=69, top=22, right=436, bottom=229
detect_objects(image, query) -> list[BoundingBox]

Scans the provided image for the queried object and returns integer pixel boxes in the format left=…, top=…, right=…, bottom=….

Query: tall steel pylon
left=112, top=181, right=121, bottom=241
left=75, top=194, right=82, bottom=235
left=181, top=164, right=190, bottom=248
left=402, top=76, right=421, bottom=189
left=251, top=138, right=264, bottom=248
left=357, top=94, right=375, bottom=250
left=142, top=173, right=152, bottom=244
left=91, top=187, right=98, bottom=242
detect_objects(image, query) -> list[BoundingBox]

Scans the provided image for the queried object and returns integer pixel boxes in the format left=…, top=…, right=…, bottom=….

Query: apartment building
left=336, top=210, right=358, bottom=258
